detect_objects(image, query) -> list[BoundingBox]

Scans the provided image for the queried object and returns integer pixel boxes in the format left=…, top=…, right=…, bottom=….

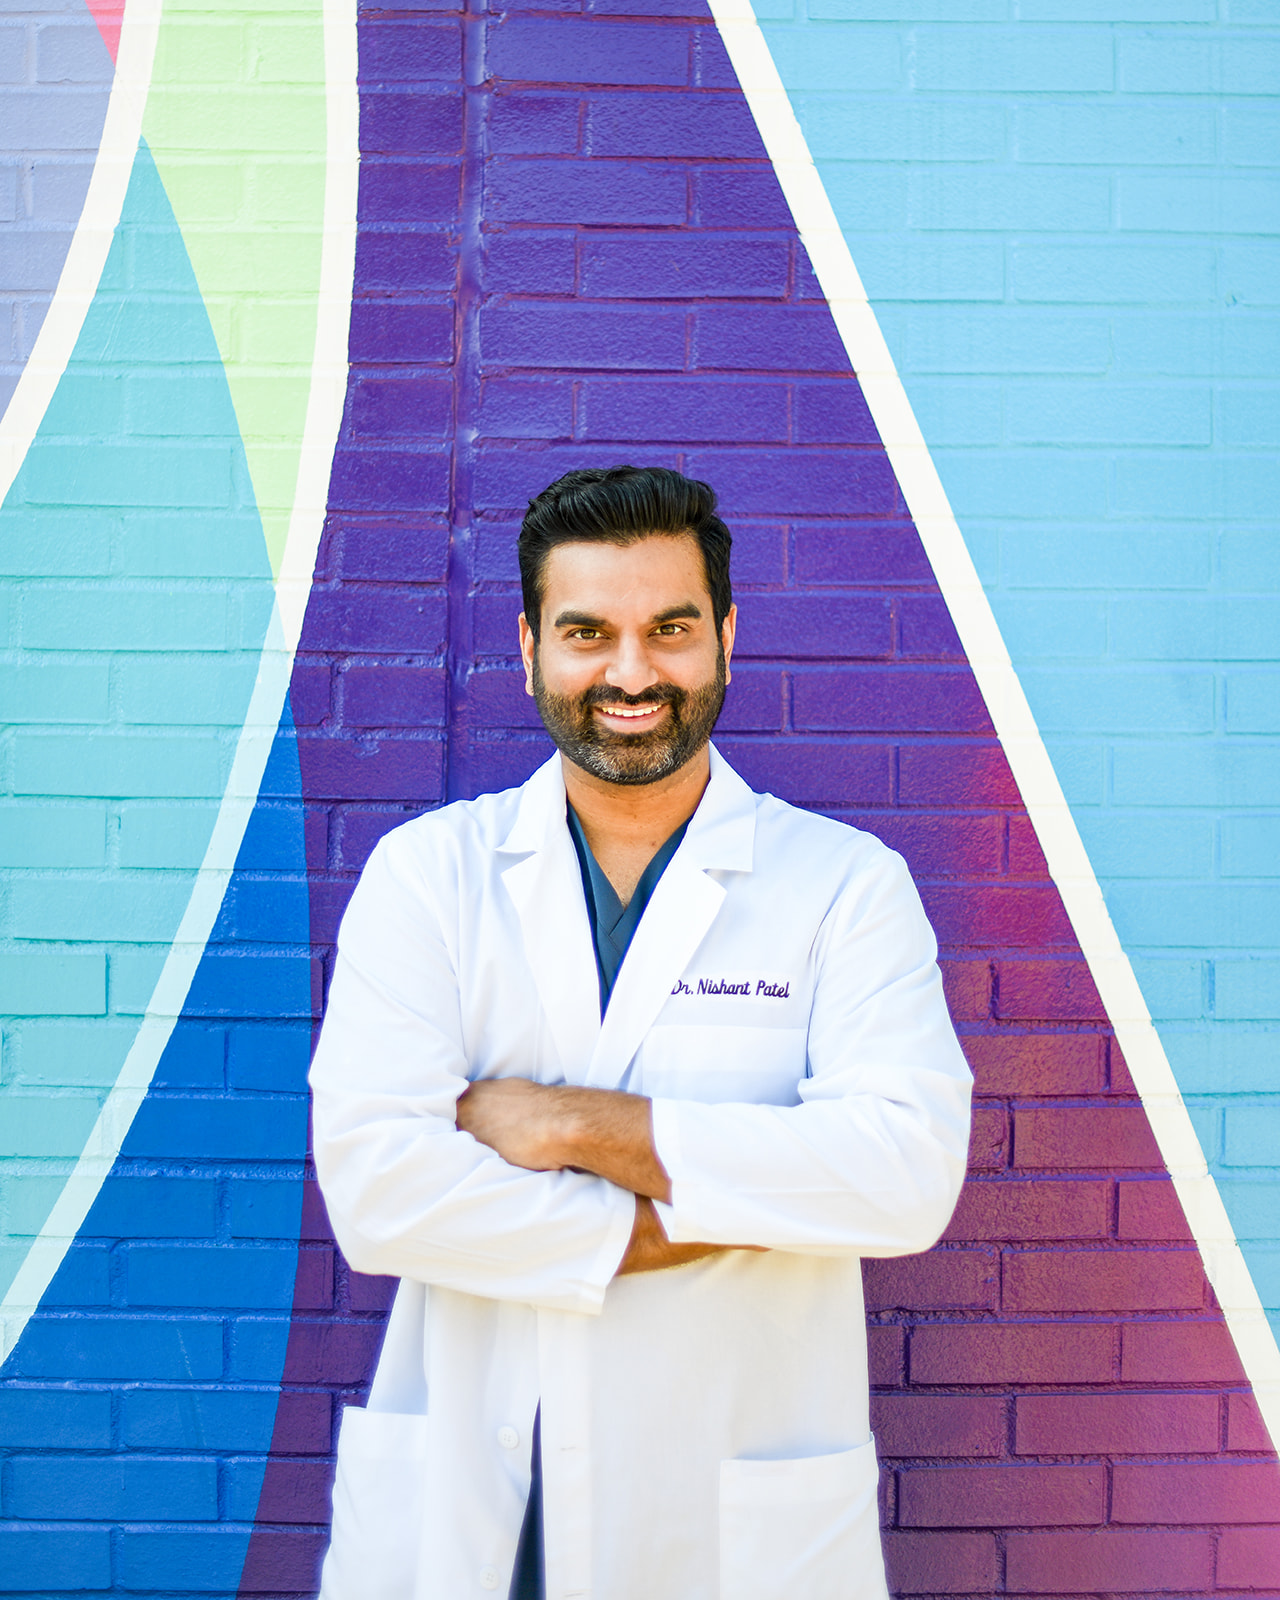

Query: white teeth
left=600, top=704, right=661, bottom=719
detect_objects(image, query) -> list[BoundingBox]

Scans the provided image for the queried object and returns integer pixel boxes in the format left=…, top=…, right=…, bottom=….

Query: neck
left=562, top=746, right=711, bottom=901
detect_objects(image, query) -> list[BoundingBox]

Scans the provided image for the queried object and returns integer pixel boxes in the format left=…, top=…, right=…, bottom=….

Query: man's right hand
left=617, top=1196, right=759, bottom=1277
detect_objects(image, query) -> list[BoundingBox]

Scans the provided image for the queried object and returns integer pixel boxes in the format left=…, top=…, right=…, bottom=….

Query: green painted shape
left=0, top=141, right=276, bottom=1303
left=142, top=0, right=328, bottom=576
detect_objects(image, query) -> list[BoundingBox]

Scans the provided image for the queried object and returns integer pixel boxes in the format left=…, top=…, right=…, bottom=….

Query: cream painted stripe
left=708, top=0, right=1280, bottom=1450
left=0, top=0, right=160, bottom=490
left=0, top=0, right=359, bottom=1364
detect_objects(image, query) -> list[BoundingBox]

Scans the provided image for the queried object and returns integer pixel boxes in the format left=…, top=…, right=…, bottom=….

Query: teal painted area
left=0, top=141, right=275, bottom=1306
left=759, top=8, right=1280, bottom=1324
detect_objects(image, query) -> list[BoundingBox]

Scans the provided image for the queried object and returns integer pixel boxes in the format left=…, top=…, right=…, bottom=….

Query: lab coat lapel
left=498, top=756, right=600, bottom=1083
left=585, top=746, right=757, bottom=1090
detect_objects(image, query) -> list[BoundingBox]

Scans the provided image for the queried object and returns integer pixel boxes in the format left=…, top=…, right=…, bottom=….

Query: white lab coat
left=310, top=747, right=972, bottom=1600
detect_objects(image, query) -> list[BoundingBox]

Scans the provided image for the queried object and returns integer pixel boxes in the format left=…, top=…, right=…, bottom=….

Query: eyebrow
left=551, top=601, right=704, bottom=630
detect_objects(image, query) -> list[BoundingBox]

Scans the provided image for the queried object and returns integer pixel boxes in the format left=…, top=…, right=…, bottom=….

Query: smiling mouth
left=594, top=702, right=669, bottom=723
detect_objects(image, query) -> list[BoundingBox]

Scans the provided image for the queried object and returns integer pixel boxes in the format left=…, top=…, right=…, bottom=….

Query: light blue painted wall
left=0, top=142, right=276, bottom=1303
left=759, top=3, right=1280, bottom=1311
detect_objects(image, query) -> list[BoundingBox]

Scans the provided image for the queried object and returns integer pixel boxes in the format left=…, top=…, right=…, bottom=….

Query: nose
left=603, top=633, right=662, bottom=698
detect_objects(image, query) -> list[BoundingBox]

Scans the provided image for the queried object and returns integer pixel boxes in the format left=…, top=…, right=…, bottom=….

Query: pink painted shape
left=83, top=0, right=123, bottom=63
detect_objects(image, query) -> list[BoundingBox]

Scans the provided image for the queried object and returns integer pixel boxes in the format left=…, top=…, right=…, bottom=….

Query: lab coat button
left=497, top=1425, right=519, bottom=1450
left=480, top=1566, right=500, bottom=1590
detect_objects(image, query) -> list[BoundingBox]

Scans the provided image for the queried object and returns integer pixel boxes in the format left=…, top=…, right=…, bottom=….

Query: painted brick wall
left=3, top=0, right=1280, bottom=1596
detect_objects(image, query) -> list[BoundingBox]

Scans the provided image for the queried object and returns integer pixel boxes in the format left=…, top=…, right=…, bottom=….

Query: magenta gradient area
left=242, top=1, right=1280, bottom=1593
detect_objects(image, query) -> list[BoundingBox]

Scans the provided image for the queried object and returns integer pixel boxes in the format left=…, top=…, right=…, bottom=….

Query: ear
left=720, top=603, right=737, bottom=685
left=518, top=613, right=537, bottom=698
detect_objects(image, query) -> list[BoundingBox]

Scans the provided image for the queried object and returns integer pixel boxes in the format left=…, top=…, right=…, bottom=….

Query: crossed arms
left=455, top=1078, right=748, bottom=1275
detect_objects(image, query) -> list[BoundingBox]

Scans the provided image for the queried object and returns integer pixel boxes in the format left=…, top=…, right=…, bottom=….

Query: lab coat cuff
left=586, top=1184, right=638, bottom=1304
left=649, top=1098, right=690, bottom=1239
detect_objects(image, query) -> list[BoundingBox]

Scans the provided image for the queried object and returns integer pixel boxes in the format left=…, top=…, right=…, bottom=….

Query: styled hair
left=518, top=465, right=733, bottom=639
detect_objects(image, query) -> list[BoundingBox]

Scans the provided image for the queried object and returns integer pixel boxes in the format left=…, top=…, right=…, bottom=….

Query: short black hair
left=518, top=465, right=733, bottom=639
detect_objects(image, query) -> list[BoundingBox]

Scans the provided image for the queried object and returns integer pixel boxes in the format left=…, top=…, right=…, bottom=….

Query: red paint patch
left=83, top=0, right=122, bottom=62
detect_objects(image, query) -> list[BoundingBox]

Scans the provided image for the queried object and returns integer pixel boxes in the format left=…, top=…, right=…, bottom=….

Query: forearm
left=455, top=1078, right=672, bottom=1201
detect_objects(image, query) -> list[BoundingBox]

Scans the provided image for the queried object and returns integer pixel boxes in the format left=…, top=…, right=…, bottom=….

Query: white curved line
left=0, top=0, right=161, bottom=494
left=0, top=0, right=359, bottom=1363
left=708, top=0, right=1280, bottom=1454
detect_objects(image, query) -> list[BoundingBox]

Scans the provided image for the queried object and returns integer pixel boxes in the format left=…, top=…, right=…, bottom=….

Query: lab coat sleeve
left=649, top=844, right=972, bottom=1256
left=309, top=832, right=635, bottom=1315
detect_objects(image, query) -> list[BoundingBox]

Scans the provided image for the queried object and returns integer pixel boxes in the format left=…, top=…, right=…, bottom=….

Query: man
left=310, top=465, right=972, bottom=1600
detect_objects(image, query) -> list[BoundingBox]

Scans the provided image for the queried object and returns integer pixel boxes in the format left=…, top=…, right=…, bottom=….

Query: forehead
left=540, top=533, right=709, bottom=614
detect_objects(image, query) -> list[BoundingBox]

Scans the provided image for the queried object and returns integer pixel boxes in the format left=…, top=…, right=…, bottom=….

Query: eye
left=568, top=627, right=602, bottom=640
left=654, top=623, right=686, bottom=637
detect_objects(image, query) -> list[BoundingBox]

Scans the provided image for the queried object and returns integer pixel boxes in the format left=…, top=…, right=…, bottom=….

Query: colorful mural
left=2, top=0, right=1278, bottom=1594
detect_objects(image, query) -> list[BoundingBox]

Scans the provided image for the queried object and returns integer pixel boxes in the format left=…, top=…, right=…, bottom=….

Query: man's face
left=519, top=533, right=736, bottom=787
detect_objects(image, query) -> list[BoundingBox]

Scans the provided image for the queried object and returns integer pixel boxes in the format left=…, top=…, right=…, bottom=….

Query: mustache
left=577, top=684, right=682, bottom=710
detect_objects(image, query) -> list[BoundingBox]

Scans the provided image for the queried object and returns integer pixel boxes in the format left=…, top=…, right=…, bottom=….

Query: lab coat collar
left=496, top=745, right=758, bottom=1090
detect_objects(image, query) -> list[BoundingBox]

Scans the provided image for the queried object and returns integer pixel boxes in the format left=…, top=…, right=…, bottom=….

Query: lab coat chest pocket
left=319, top=1406, right=429, bottom=1600
left=638, top=1024, right=808, bottom=1105
left=719, top=1437, right=887, bottom=1600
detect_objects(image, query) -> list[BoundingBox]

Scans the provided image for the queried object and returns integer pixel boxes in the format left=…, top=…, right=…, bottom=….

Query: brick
left=1227, top=1391, right=1272, bottom=1452
left=941, top=961, right=992, bottom=1021
left=921, top=884, right=1074, bottom=950
left=882, top=1531, right=998, bottom=1596
left=348, top=302, right=454, bottom=365
left=579, top=378, right=788, bottom=443
left=296, top=1246, right=336, bottom=1309
left=996, top=959, right=1107, bottom=1023
left=962, top=1033, right=1106, bottom=1097
left=479, top=377, right=574, bottom=439
left=898, top=594, right=966, bottom=660
left=487, top=17, right=689, bottom=85
left=339, top=520, right=450, bottom=582
left=251, top=1458, right=336, bottom=1523
left=0, top=1529, right=111, bottom=1591
left=239, top=1526, right=330, bottom=1592
left=945, top=1179, right=1108, bottom=1241
left=490, top=93, right=581, bottom=154
left=692, top=307, right=848, bottom=372
left=0, top=949, right=105, bottom=1015
left=485, top=232, right=577, bottom=294
left=349, top=376, right=452, bottom=439
left=358, top=160, right=460, bottom=224
left=733, top=594, right=892, bottom=659
left=6, top=1455, right=217, bottom=1520
left=872, top=1393, right=1005, bottom=1459
left=965, top=1108, right=1009, bottom=1173
left=8, top=1316, right=222, bottom=1381
left=259, top=1320, right=383, bottom=1385
left=119, top=1528, right=267, bottom=1591
left=343, top=665, right=448, bottom=727
left=1006, top=1529, right=1212, bottom=1593
left=868, top=1324, right=904, bottom=1387
left=792, top=379, right=879, bottom=445
left=581, top=235, right=789, bottom=299
left=1121, top=1319, right=1245, bottom=1384
left=360, top=19, right=461, bottom=80
left=360, top=90, right=462, bottom=155
left=900, top=1463, right=1105, bottom=1529
left=864, top=1249, right=997, bottom=1312
left=1220, top=1527, right=1280, bottom=1586
left=126, top=1095, right=307, bottom=1160
left=718, top=737, right=891, bottom=808
left=911, top=1322, right=1114, bottom=1387
left=355, top=229, right=456, bottom=292
left=1015, top=1392, right=1218, bottom=1456
left=1117, top=1179, right=1193, bottom=1241
left=1014, top=1106, right=1162, bottom=1172
left=1115, top=1458, right=1280, bottom=1524
left=122, top=1388, right=329, bottom=1452
left=793, top=521, right=933, bottom=587
left=897, top=741, right=1020, bottom=808
left=0, top=1387, right=112, bottom=1448
left=349, top=1271, right=398, bottom=1312
left=586, top=91, right=760, bottom=157
left=793, top=668, right=989, bottom=734
left=125, top=1244, right=301, bottom=1310
left=487, top=156, right=685, bottom=224
left=481, top=303, right=686, bottom=369
left=1004, top=1248, right=1204, bottom=1314
left=303, top=589, right=447, bottom=654
left=853, top=812, right=1002, bottom=879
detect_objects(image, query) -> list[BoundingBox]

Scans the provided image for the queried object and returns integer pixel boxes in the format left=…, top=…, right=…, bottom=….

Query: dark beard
left=531, top=648, right=727, bottom=787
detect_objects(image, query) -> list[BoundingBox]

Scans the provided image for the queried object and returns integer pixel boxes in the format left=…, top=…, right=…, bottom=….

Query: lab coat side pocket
left=319, top=1405, right=430, bottom=1600
left=718, top=1436, right=887, bottom=1600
